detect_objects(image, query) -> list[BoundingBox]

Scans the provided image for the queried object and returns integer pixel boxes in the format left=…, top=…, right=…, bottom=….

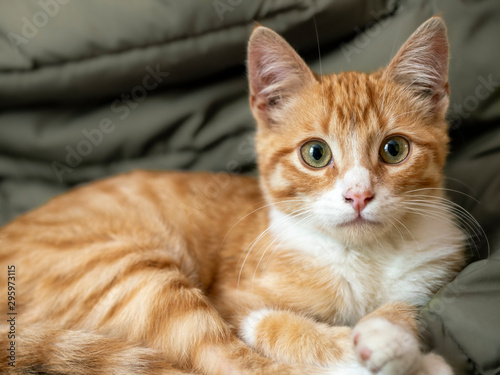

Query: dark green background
left=0, top=1, right=499, bottom=373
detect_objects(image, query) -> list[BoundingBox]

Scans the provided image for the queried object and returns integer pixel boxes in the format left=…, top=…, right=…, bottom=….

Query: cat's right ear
left=247, top=26, right=315, bottom=124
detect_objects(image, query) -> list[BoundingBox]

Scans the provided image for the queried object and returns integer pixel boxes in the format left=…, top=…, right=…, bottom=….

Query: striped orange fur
left=0, top=17, right=464, bottom=375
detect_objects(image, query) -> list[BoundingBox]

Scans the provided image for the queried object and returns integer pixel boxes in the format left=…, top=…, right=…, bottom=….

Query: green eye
left=380, top=136, right=410, bottom=164
left=300, top=140, right=332, bottom=168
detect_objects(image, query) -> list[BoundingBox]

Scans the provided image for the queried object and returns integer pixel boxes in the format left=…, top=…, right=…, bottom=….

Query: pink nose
left=344, top=190, right=374, bottom=213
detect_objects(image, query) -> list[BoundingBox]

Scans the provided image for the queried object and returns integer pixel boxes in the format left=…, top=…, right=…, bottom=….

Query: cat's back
left=0, top=170, right=261, bottom=237
left=0, top=171, right=262, bottom=317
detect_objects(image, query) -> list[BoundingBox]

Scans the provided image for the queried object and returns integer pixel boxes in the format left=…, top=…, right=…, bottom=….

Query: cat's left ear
left=386, top=16, right=450, bottom=116
left=247, top=25, right=316, bottom=124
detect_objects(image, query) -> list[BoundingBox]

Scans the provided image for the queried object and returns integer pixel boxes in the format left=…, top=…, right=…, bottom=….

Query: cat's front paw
left=420, top=353, right=453, bottom=375
left=352, top=317, right=421, bottom=375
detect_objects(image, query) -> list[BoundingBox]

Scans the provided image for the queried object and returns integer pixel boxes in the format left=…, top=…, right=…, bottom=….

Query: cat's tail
left=0, top=326, right=193, bottom=375
left=0, top=326, right=337, bottom=375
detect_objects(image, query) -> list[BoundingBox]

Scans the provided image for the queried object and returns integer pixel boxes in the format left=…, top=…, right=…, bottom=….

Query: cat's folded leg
left=240, top=308, right=354, bottom=367
left=352, top=302, right=453, bottom=375
left=92, top=265, right=310, bottom=375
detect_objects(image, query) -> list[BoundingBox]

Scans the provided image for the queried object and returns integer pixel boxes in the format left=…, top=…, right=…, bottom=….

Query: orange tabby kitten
left=0, top=17, right=464, bottom=375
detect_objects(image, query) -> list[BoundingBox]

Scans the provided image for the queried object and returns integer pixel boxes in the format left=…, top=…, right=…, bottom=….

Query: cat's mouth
left=337, top=217, right=380, bottom=228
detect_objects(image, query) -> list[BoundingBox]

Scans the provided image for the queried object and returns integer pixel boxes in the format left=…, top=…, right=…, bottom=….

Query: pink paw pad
left=353, top=333, right=360, bottom=346
left=360, top=347, right=372, bottom=361
left=354, top=333, right=373, bottom=362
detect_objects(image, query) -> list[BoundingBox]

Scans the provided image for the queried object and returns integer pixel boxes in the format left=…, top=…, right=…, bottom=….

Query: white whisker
left=218, top=198, right=307, bottom=255
left=380, top=28, right=401, bottom=115
left=392, top=216, right=419, bottom=249
left=237, top=206, right=311, bottom=297
left=313, top=16, right=327, bottom=117
left=404, top=194, right=486, bottom=241
left=402, top=188, right=488, bottom=256
left=252, top=209, right=316, bottom=289
left=386, top=109, right=421, bottom=123
left=403, top=187, right=480, bottom=204
left=443, top=177, right=478, bottom=195
left=404, top=199, right=481, bottom=239
left=379, top=71, right=389, bottom=114
left=401, top=205, right=481, bottom=258
left=402, top=198, right=488, bottom=257
left=385, top=77, right=419, bottom=117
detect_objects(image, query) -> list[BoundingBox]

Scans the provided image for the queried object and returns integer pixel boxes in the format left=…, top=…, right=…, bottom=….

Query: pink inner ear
left=249, top=41, right=304, bottom=99
left=249, top=46, right=289, bottom=100
left=387, top=17, right=449, bottom=99
left=247, top=27, right=314, bottom=118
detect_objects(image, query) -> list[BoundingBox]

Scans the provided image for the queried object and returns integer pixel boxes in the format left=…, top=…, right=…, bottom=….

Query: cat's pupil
left=385, top=140, right=400, bottom=157
left=310, top=144, right=324, bottom=160
left=300, top=140, right=331, bottom=168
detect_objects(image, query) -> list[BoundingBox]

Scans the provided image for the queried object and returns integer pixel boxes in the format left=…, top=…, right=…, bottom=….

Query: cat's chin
left=326, top=217, right=390, bottom=246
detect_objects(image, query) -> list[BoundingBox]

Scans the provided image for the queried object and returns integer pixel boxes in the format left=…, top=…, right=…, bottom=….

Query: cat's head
left=247, top=17, right=451, bottom=245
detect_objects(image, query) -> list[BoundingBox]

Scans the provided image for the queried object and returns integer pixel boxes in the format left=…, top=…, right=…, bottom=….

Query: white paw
left=352, top=317, right=421, bottom=375
left=420, top=353, right=453, bottom=375
left=239, top=308, right=273, bottom=347
left=322, top=362, right=372, bottom=375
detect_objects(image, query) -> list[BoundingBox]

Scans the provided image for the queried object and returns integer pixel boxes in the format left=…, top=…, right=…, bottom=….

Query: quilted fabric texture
left=0, top=1, right=498, bottom=373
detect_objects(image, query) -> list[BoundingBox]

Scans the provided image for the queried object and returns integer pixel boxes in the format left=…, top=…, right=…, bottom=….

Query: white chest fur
left=268, top=208, right=464, bottom=325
